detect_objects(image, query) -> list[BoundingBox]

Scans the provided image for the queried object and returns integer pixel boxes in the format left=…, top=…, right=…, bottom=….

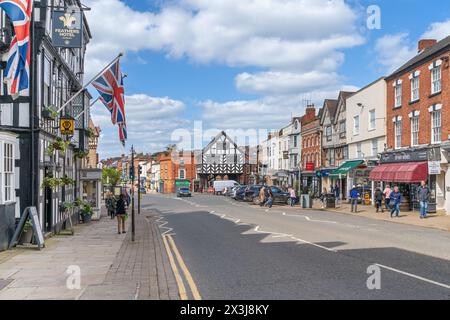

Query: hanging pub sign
left=52, top=10, right=83, bottom=48
left=60, top=116, right=75, bottom=135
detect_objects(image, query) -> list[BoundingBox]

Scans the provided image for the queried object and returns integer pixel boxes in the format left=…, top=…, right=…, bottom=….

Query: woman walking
left=105, top=191, right=116, bottom=219
left=116, top=194, right=128, bottom=234
left=374, top=187, right=384, bottom=213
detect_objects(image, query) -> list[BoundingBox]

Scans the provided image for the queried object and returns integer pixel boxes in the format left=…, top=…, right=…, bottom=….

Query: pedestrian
left=417, top=180, right=431, bottom=219
left=350, top=185, right=360, bottom=213
left=374, top=187, right=384, bottom=213
left=265, top=187, right=274, bottom=208
left=289, top=187, right=297, bottom=207
left=319, top=188, right=327, bottom=209
left=259, top=186, right=266, bottom=207
left=334, top=183, right=340, bottom=205
left=383, top=185, right=392, bottom=211
left=389, top=186, right=402, bottom=218
left=115, top=194, right=128, bottom=234
left=105, top=191, right=117, bottom=219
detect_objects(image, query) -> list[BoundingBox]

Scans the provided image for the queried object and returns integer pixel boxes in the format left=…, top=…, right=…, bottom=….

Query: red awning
left=369, top=162, right=428, bottom=183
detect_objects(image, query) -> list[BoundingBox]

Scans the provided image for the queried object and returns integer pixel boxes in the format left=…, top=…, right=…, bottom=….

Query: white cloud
left=91, top=93, right=188, bottom=158
left=84, top=0, right=363, bottom=94
left=422, top=19, right=450, bottom=41
left=374, top=33, right=416, bottom=73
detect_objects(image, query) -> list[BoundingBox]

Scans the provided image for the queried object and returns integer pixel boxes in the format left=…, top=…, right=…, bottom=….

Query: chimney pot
left=418, top=39, right=437, bottom=53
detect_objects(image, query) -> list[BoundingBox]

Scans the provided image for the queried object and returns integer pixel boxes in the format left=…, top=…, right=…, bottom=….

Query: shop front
left=301, top=163, right=319, bottom=197
left=369, top=147, right=441, bottom=213
left=329, top=160, right=364, bottom=201
left=80, top=168, right=102, bottom=220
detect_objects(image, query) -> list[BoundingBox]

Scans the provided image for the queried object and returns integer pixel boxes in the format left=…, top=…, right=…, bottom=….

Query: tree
left=102, top=168, right=122, bottom=186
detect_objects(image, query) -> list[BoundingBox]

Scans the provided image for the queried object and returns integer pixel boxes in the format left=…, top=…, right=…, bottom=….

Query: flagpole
left=74, top=97, right=100, bottom=120
left=56, top=52, right=123, bottom=114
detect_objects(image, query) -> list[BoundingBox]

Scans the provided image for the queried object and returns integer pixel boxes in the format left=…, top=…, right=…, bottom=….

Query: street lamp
left=130, top=145, right=136, bottom=242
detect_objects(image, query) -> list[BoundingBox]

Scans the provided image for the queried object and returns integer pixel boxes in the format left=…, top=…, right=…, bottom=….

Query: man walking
left=417, top=181, right=431, bottom=219
left=334, top=183, right=340, bottom=205
left=350, top=185, right=360, bottom=213
left=389, top=186, right=402, bottom=218
left=259, top=186, right=266, bottom=207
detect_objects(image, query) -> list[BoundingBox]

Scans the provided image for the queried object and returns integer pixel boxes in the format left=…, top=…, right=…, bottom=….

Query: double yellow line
left=162, top=234, right=202, bottom=300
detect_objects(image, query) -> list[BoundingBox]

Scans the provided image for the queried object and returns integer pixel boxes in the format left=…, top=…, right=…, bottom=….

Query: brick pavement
left=0, top=208, right=179, bottom=300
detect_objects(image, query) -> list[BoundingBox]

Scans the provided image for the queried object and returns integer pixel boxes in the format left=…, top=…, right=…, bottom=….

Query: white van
left=213, top=180, right=240, bottom=195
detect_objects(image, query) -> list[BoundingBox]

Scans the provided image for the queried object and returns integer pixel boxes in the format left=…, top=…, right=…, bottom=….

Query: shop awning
left=369, top=162, right=428, bottom=183
left=330, top=160, right=364, bottom=177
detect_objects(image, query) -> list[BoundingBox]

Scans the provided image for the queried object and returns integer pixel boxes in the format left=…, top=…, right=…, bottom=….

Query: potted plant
left=19, top=220, right=33, bottom=245
left=75, top=150, right=89, bottom=159
left=61, top=175, right=75, bottom=186
left=41, top=177, right=62, bottom=190
left=42, top=105, right=59, bottom=120
left=80, top=202, right=93, bottom=223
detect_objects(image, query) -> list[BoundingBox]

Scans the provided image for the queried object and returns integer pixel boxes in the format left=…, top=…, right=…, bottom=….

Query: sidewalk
left=0, top=209, right=179, bottom=300
left=306, top=200, right=450, bottom=232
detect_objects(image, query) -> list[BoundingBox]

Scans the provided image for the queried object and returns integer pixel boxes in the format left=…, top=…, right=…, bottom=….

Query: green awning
left=329, top=160, right=364, bottom=177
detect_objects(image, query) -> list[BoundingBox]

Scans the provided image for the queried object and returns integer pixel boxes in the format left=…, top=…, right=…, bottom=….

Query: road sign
left=60, top=117, right=75, bottom=135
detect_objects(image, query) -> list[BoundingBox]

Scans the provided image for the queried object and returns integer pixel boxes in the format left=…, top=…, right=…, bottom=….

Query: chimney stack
left=418, top=39, right=437, bottom=53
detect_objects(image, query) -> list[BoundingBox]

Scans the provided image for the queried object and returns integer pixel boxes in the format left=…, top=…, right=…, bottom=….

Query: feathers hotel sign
left=52, top=10, right=83, bottom=48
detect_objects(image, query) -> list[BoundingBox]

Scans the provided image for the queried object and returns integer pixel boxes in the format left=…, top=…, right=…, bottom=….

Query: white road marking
left=375, top=264, right=450, bottom=290
left=290, top=236, right=337, bottom=253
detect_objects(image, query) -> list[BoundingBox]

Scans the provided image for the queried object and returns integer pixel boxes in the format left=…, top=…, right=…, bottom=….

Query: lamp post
left=130, top=145, right=135, bottom=242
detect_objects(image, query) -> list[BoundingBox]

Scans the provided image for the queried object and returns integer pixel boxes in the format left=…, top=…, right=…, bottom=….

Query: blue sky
left=83, top=0, right=450, bottom=159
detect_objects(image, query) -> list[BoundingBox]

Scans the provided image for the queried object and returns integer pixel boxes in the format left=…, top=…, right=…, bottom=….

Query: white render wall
left=346, top=78, right=387, bottom=158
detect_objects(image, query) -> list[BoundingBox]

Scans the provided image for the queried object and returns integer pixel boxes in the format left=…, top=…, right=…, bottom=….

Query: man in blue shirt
left=350, top=185, right=360, bottom=213
left=389, top=186, right=402, bottom=218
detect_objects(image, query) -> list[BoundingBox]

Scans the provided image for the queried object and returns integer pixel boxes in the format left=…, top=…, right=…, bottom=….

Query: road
left=141, top=193, right=450, bottom=300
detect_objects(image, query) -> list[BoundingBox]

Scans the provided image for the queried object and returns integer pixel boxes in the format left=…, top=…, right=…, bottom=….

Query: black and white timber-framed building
left=197, top=131, right=250, bottom=188
left=0, top=0, right=92, bottom=250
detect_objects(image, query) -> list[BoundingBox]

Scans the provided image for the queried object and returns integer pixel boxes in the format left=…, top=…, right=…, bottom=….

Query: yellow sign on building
left=60, top=118, right=75, bottom=135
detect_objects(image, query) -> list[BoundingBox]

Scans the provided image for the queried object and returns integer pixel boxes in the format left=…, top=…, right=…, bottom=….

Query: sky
left=82, top=0, right=450, bottom=159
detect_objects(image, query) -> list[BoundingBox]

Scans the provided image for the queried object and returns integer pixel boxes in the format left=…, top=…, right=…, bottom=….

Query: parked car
left=233, top=186, right=248, bottom=201
left=177, top=187, right=192, bottom=197
left=243, top=185, right=264, bottom=202
left=213, top=180, right=240, bottom=195
left=252, top=186, right=291, bottom=205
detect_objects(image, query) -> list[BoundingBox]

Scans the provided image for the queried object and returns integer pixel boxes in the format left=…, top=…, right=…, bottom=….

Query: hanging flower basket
left=41, top=177, right=62, bottom=190
left=61, top=175, right=75, bottom=186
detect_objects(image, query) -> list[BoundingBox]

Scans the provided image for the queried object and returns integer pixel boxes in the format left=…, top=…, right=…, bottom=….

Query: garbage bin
left=325, top=193, right=336, bottom=208
left=301, top=194, right=312, bottom=208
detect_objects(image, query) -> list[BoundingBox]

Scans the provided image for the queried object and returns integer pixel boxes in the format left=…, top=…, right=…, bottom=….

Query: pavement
left=146, top=193, right=450, bottom=300
left=309, top=200, right=450, bottom=232
left=0, top=207, right=179, bottom=300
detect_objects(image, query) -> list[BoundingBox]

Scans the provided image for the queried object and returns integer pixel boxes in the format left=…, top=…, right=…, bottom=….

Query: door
left=43, top=168, right=53, bottom=233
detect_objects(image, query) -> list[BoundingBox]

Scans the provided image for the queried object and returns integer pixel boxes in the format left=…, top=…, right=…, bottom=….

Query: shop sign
left=428, top=161, right=441, bottom=175
left=305, top=163, right=315, bottom=171
left=381, top=147, right=441, bottom=163
left=60, top=117, right=75, bottom=135
left=52, top=10, right=83, bottom=48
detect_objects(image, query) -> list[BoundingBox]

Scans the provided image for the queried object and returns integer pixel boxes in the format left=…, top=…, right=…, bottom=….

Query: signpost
left=9, top=207, right=45, bottom=250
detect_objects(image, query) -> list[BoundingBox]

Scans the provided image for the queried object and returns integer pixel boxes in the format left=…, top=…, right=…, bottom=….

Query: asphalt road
left=142, top=193, right=450, bottom=300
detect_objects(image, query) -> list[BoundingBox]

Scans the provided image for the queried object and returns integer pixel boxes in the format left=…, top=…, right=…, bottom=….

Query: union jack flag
left=118, top=122, right=127, bottom=147
left=92, top=60, right=126, bottom=125
left=0, top=0, right=33, bottom=97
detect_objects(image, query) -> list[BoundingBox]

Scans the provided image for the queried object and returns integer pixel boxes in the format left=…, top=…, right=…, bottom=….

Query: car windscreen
left=180, top=188, right=190, bottom=191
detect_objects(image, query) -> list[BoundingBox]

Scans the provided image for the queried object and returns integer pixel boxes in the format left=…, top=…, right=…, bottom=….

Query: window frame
left=410, top=76, right=419, bottom=102
left=394, top=120, right=402, bottom=149
left=394, top=83, right=402, bottom=108
left=431, top=66, right=441, bottom=95
left=368, top=109, right=376, bottom=131
left=431, top=110, right=442, bottom=144
left=353, top=115, right=360, bottom=135
left=410, top=116, right=419, bottom=147
left=0, top=134, right=17, bottom=205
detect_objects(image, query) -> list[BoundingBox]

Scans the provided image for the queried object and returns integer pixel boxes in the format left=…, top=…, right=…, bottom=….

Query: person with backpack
left=417, top=180, right=431, bottom=219
left=115, top=194, right=128, bottom=234
left=389, top=186, right=402, bottom=218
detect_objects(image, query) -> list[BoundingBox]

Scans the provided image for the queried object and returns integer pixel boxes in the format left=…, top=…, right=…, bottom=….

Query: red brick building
left=300, top=104, right=322, bottom=194
left=377, top=36, right=450, bottom=212
left=159, top=151, right=197, bottom=194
